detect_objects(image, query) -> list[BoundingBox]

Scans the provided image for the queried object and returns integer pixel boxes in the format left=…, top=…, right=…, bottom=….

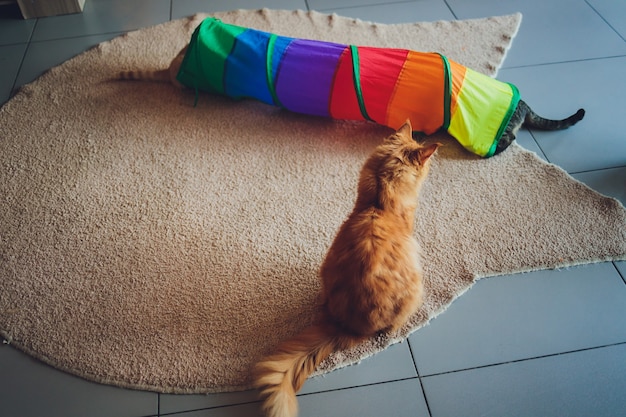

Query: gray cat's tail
left=521, top=100, right=585, bottom=131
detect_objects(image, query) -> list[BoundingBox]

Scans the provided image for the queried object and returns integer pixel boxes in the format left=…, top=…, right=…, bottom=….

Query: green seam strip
left=350, top=45, right=372, bottom=121
left=485, top=82, right=521, bottom=157
left=439, top=54, right=452, bottom=131
left=266, top=34, right=283, bottom=107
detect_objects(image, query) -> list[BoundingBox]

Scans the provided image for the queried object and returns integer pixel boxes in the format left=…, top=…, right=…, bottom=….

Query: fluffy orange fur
left=253, top=121, right=439, bottom=417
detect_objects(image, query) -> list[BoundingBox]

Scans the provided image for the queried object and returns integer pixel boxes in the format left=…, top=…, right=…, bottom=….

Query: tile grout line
left=297, top=375, right=420, bottom=398
left=313, top=0, right=443, bottom=15
left=584, top=0, right=626, bottom=43
left=612, top=262, right=626, bottom=285
left=417, top=377, right=434, bottom=417
left=419, top=341, right=626, bottom=379
left=442, top=0, right=458, bottom=20
left=407, top=339, right=434, bottom=417
left=569, top=165, right=626, bottom=176
left=527, top=129, right=550, bottom=162
left=500, top=53, right=626, bottom=71
left=406, top=338, right=433, bottom=417
left=9, top=12, right=37, bottom=101
left=157, top=399, right=261, bottom=417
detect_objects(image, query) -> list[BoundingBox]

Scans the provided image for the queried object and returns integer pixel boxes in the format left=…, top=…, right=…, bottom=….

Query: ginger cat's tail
left=253, top=321, right=364, bottom=417
left=118, top=69, right=171, bottom=83
left=116, top=46, right=187, bottom=88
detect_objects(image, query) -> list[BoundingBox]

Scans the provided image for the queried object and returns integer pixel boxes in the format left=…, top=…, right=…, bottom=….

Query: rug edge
left=492, top=12, right=522, bottom=77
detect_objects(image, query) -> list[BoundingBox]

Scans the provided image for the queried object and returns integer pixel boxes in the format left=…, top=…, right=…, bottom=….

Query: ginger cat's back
left=321, top=208, right=424, bottom=335
left=321, top=122, right=437, bottom=336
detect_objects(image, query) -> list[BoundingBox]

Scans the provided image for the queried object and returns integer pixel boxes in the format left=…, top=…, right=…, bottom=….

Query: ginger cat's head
left=356, top=120, right=439, bottom=211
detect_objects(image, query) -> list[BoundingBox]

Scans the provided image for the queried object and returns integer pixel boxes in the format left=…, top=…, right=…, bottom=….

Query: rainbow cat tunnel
left=176, top=17, right=520, bottom=157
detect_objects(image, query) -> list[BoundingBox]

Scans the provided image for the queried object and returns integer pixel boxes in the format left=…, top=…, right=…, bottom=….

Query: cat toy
left=176, top=17, right=520, bottom=158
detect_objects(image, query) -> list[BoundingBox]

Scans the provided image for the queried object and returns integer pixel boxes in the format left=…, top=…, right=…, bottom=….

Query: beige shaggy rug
left=1, top=9, right=625, bottom=394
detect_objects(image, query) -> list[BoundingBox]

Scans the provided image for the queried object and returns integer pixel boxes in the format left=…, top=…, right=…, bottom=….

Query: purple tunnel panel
left=274, top=39, right=348, bottom=117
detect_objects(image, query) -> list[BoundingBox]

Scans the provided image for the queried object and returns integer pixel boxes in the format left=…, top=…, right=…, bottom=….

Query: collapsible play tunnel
left=177, top=17, right=520, bottom=157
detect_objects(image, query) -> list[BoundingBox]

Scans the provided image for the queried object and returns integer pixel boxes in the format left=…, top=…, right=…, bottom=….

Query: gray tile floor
left=1, top=0, right=625, bottom=416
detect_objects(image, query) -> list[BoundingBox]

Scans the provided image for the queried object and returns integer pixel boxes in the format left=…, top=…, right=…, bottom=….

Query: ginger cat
left=253, top=121, right=439, bottom=417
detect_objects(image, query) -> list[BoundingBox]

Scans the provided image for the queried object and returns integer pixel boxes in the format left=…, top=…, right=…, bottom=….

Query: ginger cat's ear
left=397, top=119, right=413, bottom=139
left=419, top=143, right=440, bottom=163
left=407, top=143, right=440, bottom=165
left=386, top=119, right=414, bottom=144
